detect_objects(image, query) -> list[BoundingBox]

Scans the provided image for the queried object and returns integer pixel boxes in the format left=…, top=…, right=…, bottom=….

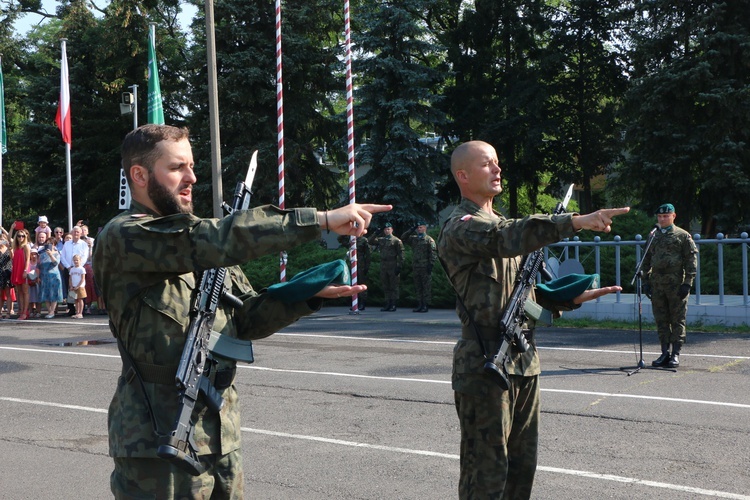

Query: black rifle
left=156, top=154, right=257, bottom=475
left=483, top=184, right=574, bottom=390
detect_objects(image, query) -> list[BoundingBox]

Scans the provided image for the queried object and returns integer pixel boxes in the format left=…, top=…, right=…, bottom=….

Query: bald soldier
left=438, top=140, right=629, bottom=499
left=95, top=124, right=391, bottom=499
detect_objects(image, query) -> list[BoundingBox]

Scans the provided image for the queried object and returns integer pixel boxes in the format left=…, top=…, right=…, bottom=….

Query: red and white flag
left=55, top=41, right=72, bottom=146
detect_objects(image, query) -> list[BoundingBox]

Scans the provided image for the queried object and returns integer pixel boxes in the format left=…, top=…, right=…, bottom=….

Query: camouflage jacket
left=642, top=225, right=697, bottom=286
left=94, top=200, right=323, bottom=458
left=437, top=198, right=577, bottom=396
left=401, top=229, right=437, bottom=269
left=340, top=235, right=371, bottom=275
left=371, top=235, right=404, bottom=267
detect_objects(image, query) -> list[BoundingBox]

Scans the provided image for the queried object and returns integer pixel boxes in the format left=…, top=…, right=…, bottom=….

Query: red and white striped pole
left=276, top=0, right=287, bottom=282
left=345, top=0, right=359, bottom=313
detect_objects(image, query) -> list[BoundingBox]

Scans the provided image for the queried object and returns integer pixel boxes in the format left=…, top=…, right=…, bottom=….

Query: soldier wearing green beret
left=94, top=124, right=390, bottom=499
left=642, top=203, right=698, bottom=369
left=370, top=222, right=404, bottom=311
left=401, top=221, right=437, bottom=312
left=438, top=140, right=629, bottom=499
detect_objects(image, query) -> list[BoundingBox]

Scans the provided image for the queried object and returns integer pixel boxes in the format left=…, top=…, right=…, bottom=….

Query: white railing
left=545, top=232, right=750, bottom=307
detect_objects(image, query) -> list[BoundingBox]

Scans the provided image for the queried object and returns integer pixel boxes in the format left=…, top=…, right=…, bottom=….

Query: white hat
left=38, top=215, right=49, bottom=223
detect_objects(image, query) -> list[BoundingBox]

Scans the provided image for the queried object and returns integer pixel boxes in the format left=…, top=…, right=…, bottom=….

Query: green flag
left=1, top=59, right=7, bottom=154
left=147, top=24, right=165, bottom=125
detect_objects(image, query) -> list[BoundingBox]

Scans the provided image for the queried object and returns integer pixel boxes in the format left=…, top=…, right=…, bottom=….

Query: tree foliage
left=0, top=0, right=748, bottom=238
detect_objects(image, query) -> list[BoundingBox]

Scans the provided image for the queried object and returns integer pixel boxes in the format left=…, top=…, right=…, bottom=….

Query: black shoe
left=652, top=352, right=670, bottom=367
left=387, top=305, right=397, bottom=312
left=668, top=353, right=680, bottom=368
left=418, top=306, right=428, bottom=313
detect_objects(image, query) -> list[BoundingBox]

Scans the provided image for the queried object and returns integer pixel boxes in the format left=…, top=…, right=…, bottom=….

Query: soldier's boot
left=388, top=302, right=397, bottom=312
left=668, top=344, right=681, bottom=368
left=652, top=344, right=671, bottom=367
left=418, top=302, right=429, bottom=313
left=359, top=298, right=366, bottom=311
left=413, top=301, right=423, bottom=312
left=380, top=301, right=391, bottom=312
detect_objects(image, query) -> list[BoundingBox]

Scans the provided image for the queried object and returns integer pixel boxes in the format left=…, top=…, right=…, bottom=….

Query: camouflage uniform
left=438, top=198, right=577, bottom=500
left=340, top=235, right=372, bottom=310
left=401, top=228, right=437, bottom=312
left=371, top=232, right=404, bottom=310
left=643, top=225, right=698, bottom=350
left=94, top=200, right=324, bottom=499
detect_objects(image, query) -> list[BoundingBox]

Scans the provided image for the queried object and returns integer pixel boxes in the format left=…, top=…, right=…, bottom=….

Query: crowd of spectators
left=0, top=216, right=105, bottom=320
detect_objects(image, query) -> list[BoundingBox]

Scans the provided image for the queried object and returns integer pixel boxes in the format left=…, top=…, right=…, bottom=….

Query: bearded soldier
left=95, top=124, right=390, bottom=498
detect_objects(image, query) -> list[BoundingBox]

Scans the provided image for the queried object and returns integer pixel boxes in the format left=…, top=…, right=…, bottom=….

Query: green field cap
left=267, top=259, right=351, bottom=303
left=536, top=273, right=599, bottom=302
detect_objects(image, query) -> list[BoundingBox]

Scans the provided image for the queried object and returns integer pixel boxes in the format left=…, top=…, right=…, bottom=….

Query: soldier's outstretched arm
left=572, top=207, right=630, bottom=233
left=319, top=204, right=392, bottom=237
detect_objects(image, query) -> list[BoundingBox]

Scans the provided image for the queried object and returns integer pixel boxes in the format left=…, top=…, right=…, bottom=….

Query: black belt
left=126, top=361, right=236, bottom=390
left=461, top=325, right=534, bottom=343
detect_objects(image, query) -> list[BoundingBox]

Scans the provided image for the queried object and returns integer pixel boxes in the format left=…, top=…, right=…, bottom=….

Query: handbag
left=67, top=290, right=78, bottom=303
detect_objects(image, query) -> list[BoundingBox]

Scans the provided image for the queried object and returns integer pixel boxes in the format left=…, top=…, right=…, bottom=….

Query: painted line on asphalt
left=1, top=397, right=744, bottom=499
left=3, top=346, right=748, bottom=409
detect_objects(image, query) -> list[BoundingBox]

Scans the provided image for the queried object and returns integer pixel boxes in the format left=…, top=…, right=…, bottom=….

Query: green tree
left=185, top=0, right=347, bottom=217
left=543, top=0, right=628, bottom=213
left=618, top=0, right=750, bottom=235
left=354, top=0, right=448, bottom=230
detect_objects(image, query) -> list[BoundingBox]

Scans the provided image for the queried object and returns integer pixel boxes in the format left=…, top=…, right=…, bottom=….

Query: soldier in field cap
left=369, top=222, right=404, bottom=311
left=642, top=203, right=698, bottom=369
left=438, top=140, right=629, bottom=499
left=94, top=124, right=391, bottom=499
left=401, top=220, right=437, bottom=312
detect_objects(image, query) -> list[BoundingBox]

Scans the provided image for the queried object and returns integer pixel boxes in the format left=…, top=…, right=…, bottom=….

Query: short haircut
left=121, top=124, right=190, bottom=186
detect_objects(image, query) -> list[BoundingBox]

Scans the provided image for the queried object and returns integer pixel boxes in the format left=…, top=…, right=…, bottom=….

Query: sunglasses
left=17, top=235, right=25, bottom=239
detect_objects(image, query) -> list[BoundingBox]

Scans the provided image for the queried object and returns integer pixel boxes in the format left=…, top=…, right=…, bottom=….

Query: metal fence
left=544, top=232, right=750, bottom=307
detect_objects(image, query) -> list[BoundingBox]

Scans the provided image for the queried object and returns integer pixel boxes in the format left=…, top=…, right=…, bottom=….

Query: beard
left=147, top=175, right=193, bottom=215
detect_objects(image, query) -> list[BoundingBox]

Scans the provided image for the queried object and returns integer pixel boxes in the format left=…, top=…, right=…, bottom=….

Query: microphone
left=649, top=224, right=659, bottom=235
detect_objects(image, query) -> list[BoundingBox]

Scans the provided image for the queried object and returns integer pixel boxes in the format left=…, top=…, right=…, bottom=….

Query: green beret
left=535, top=273, right=599, bottom=303
left=384, top=222, right=392, bottom=228
left=656, top=203, right=675, bottom=214
left=267, top=260, right=350, bottom=303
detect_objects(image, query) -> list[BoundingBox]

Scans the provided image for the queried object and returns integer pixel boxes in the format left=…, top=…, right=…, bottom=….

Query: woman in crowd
left=0, top=230, right=14, bottom=318
left=38, top=234, right=64, bottom=318
left=11, top=229, right=31, bottom=319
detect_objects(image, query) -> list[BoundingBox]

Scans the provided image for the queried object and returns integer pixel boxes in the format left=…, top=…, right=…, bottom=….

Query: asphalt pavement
left=1, top=307, right=749, bottom=499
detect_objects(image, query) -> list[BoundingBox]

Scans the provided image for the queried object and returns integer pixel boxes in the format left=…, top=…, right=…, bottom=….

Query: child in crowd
left=27, top=248, right=41, bottom=318
left=35, top=216, right=52, bottom=240
left=68, top=254, right=87, bottom=319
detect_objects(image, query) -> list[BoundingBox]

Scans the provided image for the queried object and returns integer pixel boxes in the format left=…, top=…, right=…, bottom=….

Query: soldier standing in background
left=438, top=140, right=628, bottom=499
left=94, top=124, right=390, bottom=499
left=340, top=235, right=372, bottom=311
left=370, top=222, right=404, bottom=311
left=643, top=203, right=698, bottom=368
left=401, top=221, right=437, bottom=312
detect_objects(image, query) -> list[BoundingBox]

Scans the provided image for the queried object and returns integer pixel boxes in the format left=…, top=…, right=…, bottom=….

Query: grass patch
left=553, top=317, right=750, bottom=334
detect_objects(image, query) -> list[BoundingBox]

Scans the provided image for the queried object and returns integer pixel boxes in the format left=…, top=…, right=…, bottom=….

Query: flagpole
left=344, top=0, right=359, bottom=313
left=58, top=39, right=73, bottom=231
left=275, top=0, right=287, bottom=282
left=0, top=55, right=5, bottom=228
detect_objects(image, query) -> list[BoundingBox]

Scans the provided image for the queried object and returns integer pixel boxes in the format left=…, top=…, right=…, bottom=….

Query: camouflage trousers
left=111, top=451, right=243, bottom=499
left=412, top=267, right=432, bottom=304
left=650, top=275, right=688, bottom=345
left=380, top=266, right=400, bottom=302
left=455, top=374, right=540, bottom=500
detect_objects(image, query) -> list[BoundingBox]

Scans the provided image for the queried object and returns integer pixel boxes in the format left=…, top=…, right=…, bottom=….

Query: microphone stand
left=621, top=228, right=657, bottom=376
